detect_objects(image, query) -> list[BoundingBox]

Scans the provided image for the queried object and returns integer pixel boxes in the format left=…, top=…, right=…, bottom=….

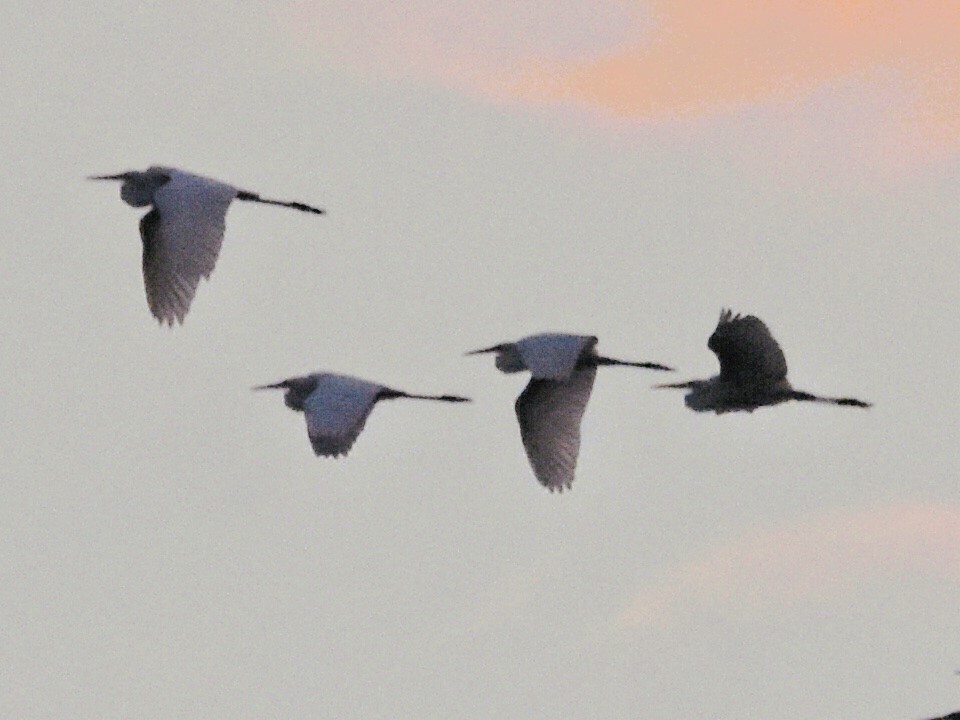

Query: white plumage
left=468, top=333, right=672, bottom=492
left=508, top=334, right=597, bottom=379
left=255, top=372, right=470, bottom=458
left=90, top=166, right=323, bottom=325
left=301, top=375, right=385, bottom=457
left=514, top=364, right=598, bottom=492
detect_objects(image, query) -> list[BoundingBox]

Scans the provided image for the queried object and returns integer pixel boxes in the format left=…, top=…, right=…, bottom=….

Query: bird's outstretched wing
left=708, top=309, right=788, bottom=386
left=516, top=334, right=598, bottom=380
left=302, top=375, right=383, bottom=457
left=141, top=171, right=237, bottom=325
left=514, top=365, right=597, bottom=491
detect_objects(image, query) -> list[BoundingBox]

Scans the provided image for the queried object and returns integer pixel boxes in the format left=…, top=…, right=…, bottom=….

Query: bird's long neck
left=593, top=355, right=674, bottom=372
left=789, top=390, right=871, bottom=408
left=235, top=190, right=325, bottom=214
left=379, top=389, right=471, bottom=403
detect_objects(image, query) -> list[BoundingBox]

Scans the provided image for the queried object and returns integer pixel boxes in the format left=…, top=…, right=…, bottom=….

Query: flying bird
left=90, top=166, right=324, bottom=325
left=255, top=372, right=470, bottom=457
left=656, top=309, right=871, bottom=413
left=468, top=333, right=673, bottom=492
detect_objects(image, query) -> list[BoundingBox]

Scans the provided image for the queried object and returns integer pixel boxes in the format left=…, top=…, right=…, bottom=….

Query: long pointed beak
left=465, top=344, right=505, bottom=356
left=252, top=381, right=288, bottom=391
left=653, top=381, right=694, bottom=390
left=87, top=173, right=128, bottom=181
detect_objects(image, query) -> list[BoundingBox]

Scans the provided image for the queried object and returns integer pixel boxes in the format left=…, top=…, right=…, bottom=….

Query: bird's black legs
left=790, top=390, right=871, bottom=408
left=236, top=190, right=325, bottom=214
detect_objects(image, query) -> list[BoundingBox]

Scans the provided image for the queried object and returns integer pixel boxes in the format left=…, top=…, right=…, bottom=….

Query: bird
left=254, top=372, right=470, bottom=457
left=90, top=166, right=324, bottom=326
left=467, top=333, right=673, bottom=492
left=656, top=309, right=871, bottom=413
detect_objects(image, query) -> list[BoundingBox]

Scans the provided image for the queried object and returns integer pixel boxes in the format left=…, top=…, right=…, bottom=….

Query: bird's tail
left=789, top=390, right=872, bottom=408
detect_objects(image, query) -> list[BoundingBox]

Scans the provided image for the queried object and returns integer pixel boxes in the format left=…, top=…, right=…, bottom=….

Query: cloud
left=509, top=0, right=960, bottom=169
left=512, top=2, right=957, bottom=113
left=621, top=503, right=960, bottom=629
left=287, top=1, right=637, bottom=90
left=288, top=1, right=959, bottom=173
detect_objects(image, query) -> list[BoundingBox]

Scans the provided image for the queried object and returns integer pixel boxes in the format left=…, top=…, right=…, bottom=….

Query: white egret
left=90, top=166, right=324, bottom=326
left=255, top=372, right=470, bottom=457
left=656, top=309, right=871, bottom=413
left=468, top=333, right=673, bottom=492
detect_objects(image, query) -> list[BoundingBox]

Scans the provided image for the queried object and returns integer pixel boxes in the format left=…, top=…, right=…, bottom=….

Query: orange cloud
left=622, top=503, right=960, bottom=629
left=286, top=1, right=635, bottom=89
left=287, top=2, right=959, bottom=169
left=512, top=1, right=959, bottom=116
left=508, top=1, right=960, bottom=169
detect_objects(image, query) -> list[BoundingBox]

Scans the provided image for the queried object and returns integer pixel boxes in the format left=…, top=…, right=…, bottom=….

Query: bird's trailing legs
left=594, top=356, right=674, bottom=372
left=235, top=190, right=324, bottom=214
left=789, top=390, right=871, bottom=408
left=378, top=389, right=471, bottom=403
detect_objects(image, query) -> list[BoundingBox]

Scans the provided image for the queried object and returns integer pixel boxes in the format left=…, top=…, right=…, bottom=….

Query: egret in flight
left=90, top=166, right=324, bottom=325
left=468, top=333, right=673, bottom=492
left=656, top=309, right=871, bottom=413
left=255, top=372, right=470, bottom=457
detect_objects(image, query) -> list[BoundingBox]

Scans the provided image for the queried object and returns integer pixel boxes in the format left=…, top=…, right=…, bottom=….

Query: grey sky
left=2, top=2, right=958, bottom=718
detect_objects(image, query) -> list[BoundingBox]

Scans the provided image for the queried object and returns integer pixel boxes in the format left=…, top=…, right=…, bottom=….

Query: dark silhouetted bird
left=657, top=309, right=871, bottom=413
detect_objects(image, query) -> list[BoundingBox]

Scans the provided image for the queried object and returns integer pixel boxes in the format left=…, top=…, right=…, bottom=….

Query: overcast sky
left=2, top=2, right=959, bottom=718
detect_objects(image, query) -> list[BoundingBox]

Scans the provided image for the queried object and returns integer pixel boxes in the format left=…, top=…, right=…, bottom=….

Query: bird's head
left=466, top=343, right=525, bottom=374
left=88, top=168, right=171, bottom=207
left=254, top=376, right=320, bottom=411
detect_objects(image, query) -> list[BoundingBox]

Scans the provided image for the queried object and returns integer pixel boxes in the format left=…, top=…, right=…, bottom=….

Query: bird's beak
left=464, top=344, right=505, bottom=356
left=653, top=381, right=694, bottom=390
left=252, top=381, right=288, bottom=391
left=87, top=173, right=128, bottom=181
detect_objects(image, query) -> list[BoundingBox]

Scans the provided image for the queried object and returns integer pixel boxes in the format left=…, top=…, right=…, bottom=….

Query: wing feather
left=302, top=376, right=383, bottom=457
left=141, top=171, right=237, bottom=325
left=708, top=309, right=788, bottom=386
left=514, top=365, right=597, bottom=491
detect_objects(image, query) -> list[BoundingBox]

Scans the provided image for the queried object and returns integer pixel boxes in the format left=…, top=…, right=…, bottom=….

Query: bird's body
left=90, top=166, right=323, bottom=326
left=255, top=372, right=469, bottom=457
left=657, top=309, right=871, bottom=413
left=469, top=333, right=673, bottom=492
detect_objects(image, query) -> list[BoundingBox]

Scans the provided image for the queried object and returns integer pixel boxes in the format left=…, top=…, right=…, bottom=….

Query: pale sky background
left=2, top=1, right=959, bottom=718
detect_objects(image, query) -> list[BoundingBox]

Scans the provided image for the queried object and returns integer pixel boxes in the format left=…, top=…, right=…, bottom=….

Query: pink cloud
left=287, top=1, right=959, bottom=172
left=510, top=1, right=960, bottom=169
left=287, top=1, right=637, bottom=90
left=622, top=503, right=960, bottom=629
left=512, top=2, right=958, bottom=114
